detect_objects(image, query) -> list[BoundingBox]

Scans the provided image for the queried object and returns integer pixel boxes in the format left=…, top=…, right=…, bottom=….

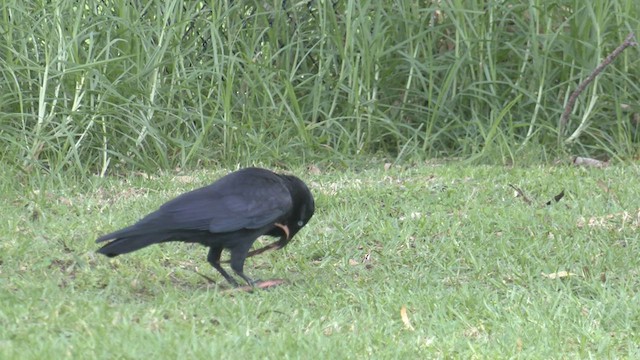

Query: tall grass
left=0, top=0, right=638, bottom=175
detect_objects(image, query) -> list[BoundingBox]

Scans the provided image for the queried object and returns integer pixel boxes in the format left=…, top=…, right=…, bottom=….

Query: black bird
left=96, top=167, right=315, bottom=287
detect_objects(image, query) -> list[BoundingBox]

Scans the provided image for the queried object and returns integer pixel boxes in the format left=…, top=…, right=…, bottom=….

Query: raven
left=96, top=167, right=315, bottom=287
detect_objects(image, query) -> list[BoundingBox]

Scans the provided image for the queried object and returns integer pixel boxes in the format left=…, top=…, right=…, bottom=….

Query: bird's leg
left=207, top=247, right=239, bottom=287
left=229, top=245, right=258, bottom=287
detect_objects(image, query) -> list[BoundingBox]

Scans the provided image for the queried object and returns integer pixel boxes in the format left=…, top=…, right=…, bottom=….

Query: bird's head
left=276, top=174, right=315, bottom=247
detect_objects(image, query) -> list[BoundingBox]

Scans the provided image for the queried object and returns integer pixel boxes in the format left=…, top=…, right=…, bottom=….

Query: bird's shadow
left=165, top=268, right=288, bottom=294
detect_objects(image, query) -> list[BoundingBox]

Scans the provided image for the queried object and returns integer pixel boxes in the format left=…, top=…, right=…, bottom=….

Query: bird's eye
left=297, top=220, right=304, bottom=227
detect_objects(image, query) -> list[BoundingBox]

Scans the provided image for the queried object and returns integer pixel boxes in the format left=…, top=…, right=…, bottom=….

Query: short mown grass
left=2, top=163, right=639, bottom=358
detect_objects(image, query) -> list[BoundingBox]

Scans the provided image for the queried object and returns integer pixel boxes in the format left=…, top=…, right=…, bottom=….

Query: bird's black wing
left=157, top=169, right=292, bottom=233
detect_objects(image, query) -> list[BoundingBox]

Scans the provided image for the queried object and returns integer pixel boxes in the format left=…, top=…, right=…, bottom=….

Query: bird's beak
left=274, top=222, right=290, bottom=239
left=274, top=223, right=290, bottom=248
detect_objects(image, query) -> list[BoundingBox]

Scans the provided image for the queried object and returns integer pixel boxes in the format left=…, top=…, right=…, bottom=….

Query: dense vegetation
left=1, top=0, right=638, bottom=173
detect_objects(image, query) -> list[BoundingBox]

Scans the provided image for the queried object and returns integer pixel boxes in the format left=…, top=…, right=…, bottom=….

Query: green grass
left=1, top=1, right=639, bottom=356
left=2, top=164, right=640, bottom=358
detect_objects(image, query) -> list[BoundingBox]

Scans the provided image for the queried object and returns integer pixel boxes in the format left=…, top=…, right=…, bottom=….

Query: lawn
left=1, top=163, right=639, bottom=358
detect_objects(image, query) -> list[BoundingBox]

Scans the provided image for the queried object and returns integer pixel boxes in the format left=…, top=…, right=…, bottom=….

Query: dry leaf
left=463, top=325, right=485, bottom=339
left=577, top=209, right=640, bottom=230
left=307, top=164, right=322, bottom=175
left=400, top=305, right=415, bottom=331
left=384, top=162, right=392, bottom=171
left=349, top=259, right=359, bottom=266
left=133, top=171, right=153, bottom=179
left=174, top=175, right=196, bottom=183
left=541, top=271, right=576, bottom=279
left=581, top=307, right=589, bottom=317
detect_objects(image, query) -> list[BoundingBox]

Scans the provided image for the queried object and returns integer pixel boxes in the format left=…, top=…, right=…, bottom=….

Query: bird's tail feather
left=97, top=234, right=162, bottom=257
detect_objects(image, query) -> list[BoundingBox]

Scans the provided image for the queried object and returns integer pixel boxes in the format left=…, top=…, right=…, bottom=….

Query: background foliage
left=2, top=2, right=640, bottom=357
left=1, top=0, right=639, bottom=175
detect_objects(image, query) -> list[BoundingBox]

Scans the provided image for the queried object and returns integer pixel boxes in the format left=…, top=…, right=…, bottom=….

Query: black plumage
left=96, top=167, right=315, bottom=287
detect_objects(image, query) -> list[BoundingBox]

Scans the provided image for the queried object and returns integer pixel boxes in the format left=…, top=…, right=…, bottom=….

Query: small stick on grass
left=508, top=184, right=532, bottom=205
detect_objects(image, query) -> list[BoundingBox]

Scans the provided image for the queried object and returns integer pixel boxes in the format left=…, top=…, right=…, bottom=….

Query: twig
left=508, top=184, right=532, bottom=205
left=559, top=32, right=637, bottom=135
left=508, top=184, right=565, bottom=207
